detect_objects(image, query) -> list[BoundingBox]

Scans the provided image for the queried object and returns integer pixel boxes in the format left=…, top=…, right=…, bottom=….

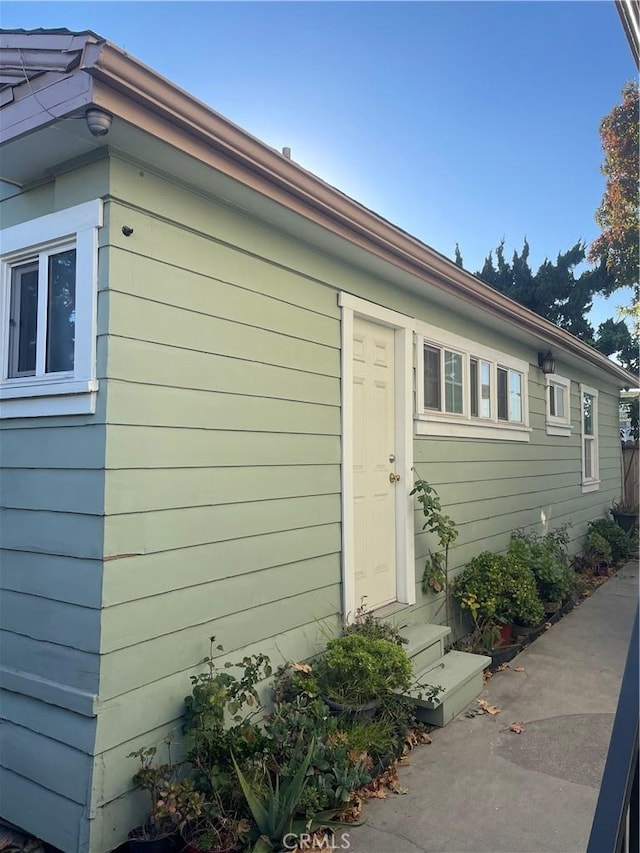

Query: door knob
left=389, top=472, right=401, bottom=483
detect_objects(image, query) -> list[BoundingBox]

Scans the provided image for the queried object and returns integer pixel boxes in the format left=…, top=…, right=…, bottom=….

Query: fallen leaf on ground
left=510, top=722, right=525, bottom=734
left=466, top=708, right=484, bottom=718
left=544, top=622, right=553, bottom=630
left=513, top=666, right=525, bottom=672
left=477, top=699, right=501, bottom=715
left=497, top=662, right=510, bottom=671
left=290, top=661, right=312, bottom=673
left=482, top=670, right=493, bottom=684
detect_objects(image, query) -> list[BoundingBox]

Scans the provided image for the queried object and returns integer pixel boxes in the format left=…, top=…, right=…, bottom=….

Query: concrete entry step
left=405, top=649, right=491, bottom=727
left=401, top=623, right=452, bottom=673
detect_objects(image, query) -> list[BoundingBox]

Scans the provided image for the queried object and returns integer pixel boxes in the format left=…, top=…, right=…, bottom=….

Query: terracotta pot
left=495, top=622, right=513, bottom=647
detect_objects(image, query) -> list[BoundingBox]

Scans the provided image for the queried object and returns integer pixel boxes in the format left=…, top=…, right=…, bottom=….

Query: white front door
left=352, top=316, right=398, bottom=610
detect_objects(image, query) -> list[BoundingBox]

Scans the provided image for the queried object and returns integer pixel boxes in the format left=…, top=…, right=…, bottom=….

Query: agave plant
left=232, top=740, right=348, bottom=852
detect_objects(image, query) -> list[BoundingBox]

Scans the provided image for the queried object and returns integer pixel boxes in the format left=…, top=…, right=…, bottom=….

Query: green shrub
left=587, top=518, right=634, bottom=563
left=318, top=634, right=412, bottom=705
left=586, top=530, right=613, bottom=566
left=508, top=529, right=575, bottom=603
left=453, top=551, right=545, bottom=627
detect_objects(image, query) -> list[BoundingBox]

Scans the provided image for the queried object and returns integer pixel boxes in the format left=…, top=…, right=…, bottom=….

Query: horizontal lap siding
left=0, top=163, right=109, bottom=852
left=95, top=162, right=344, bottom=845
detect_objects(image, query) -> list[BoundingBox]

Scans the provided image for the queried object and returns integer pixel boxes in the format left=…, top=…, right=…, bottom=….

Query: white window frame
left=545, top=374, right=572, bottom=437
left=415, top=322, right=531, bottom=441
left=0, top=200, right=102, bottom=418
left=580, top=383, right=600, bottom=492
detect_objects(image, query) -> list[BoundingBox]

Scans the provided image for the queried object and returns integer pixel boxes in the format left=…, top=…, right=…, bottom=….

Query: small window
left=497, top=366, right=523, bottom=423
left=1, top=200, right=102, bottom=418
left=545, top=375, right=571, bottom=436
left=469, top=357, right=492, bottom=419
left=8, top=247, right=77, bottom=379
left=581, top=384, right=599, bottom=492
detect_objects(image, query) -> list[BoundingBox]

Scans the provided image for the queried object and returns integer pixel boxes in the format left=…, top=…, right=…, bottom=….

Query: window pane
left=584, top=437, right=593, bottom=479
left=549, top=384, right=556, bottom=417
left=424, top=346, right=441, bottom=410
left=8, top=262, right=39, bottom=377
left=555, top=386, right=565, bottom=419
left=46, top=249, right=76, bottom=373
left=480, top=361, right=491, bottom=418
left=470, top=358, right=478, bottom=417
left=583, top=393, right=594, bottom=436
left=509, top=371, right=522, bottom=422
left=497, top=368, right=508, bottom=420
left=444, top=350, right=463, bottom=413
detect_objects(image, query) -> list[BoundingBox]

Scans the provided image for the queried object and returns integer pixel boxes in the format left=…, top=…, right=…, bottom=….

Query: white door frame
left=339, top=292, right=416, bottom=619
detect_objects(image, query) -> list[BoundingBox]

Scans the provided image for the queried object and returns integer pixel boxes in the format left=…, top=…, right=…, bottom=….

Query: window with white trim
left=545, top=374, right=572, bottom=437
left=415, top=323, right=530, bottom=441
left=581, top=384, right=600, bottom=491
left=0, top=200, right=102, bottom=418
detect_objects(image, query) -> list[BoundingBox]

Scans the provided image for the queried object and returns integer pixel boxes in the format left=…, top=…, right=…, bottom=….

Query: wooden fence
left=621, top=441, right=639, bottom=506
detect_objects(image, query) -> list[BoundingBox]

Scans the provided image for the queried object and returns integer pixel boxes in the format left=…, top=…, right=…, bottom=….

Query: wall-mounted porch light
left=538, top=350, right=555, bottom=375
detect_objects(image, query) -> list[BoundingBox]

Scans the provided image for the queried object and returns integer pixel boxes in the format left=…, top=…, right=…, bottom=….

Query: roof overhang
left=0, top=28, right=636, bottom=389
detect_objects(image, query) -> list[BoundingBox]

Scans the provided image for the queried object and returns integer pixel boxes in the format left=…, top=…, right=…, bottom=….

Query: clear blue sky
left=2, top=1, right=636, bottom=327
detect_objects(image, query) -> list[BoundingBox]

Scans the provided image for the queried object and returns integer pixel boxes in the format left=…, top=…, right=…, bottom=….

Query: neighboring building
left=0, top=29, right=635, bottom=853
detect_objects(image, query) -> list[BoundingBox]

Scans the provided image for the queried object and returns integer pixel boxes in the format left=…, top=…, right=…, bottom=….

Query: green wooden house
left=0, top=29, right=634, bottom=853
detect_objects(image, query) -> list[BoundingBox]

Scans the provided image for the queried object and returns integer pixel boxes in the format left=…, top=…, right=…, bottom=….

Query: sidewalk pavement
left=345, top=560, right=639, bottom=853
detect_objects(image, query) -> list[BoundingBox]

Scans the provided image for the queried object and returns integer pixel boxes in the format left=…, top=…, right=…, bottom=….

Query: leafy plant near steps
left=411, top=472, right=458, bottom=593
left=453, top=551, right=545, bottom=628
left=343, top=597, right=408, bottom=646
left=293, top=634, right=413, bottom=706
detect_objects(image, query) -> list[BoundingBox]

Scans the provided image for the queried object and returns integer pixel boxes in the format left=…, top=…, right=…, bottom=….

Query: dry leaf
left=497, top=662, right=510, bottom=671
left=290, top=662, right=312, bottom=673
left=477, top=699, right=501, bottom=715
left=482, top=670, right=493, bottom=684
left=513, top=666, right=525, bottom=673
left=510, top=721, right=525, bottom=734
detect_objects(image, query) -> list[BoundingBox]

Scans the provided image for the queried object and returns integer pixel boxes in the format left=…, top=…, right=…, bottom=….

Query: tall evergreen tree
left=455, top=239, right=635, bottom=373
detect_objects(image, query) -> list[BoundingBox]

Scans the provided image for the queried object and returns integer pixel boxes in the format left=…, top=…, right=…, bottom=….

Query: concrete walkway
left=346, top=560, right=638, bottom=853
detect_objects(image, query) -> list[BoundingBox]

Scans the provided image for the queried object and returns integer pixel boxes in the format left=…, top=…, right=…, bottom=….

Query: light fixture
left=538, top=350, right=555, bottom=375
left=85, top=109, right=113, bottom=137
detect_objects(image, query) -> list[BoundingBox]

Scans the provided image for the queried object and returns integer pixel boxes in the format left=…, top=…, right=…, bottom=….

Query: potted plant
left=609, top=499, right=639, bottom=535
left=127, top=742, right=204, bottom=853
left=453, top=551, right=545, bottom=653
left=294, top=634, right=412, bottom=718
